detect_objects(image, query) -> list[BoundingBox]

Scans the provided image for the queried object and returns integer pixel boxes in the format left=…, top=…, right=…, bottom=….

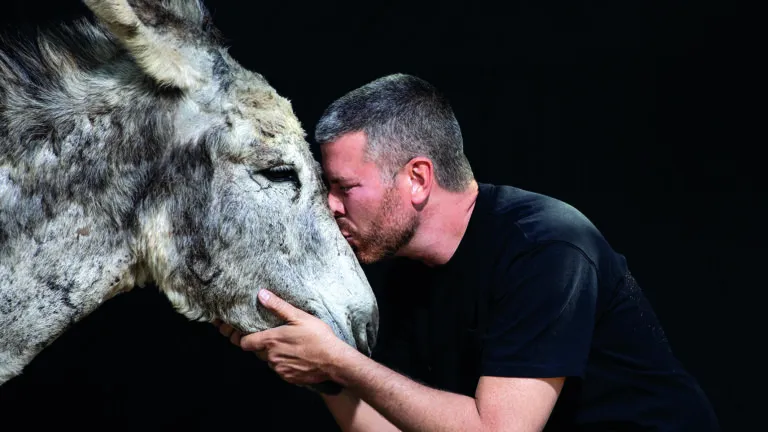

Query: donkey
left=0, top=0, right=378, bottom=389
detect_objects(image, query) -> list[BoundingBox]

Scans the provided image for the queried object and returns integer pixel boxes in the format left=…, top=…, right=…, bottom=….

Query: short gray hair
left=314, top=74, right=474, bottom=192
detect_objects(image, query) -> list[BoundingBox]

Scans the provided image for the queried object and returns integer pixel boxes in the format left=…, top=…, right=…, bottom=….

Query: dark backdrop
left=0, top=1, right=759, bottom=430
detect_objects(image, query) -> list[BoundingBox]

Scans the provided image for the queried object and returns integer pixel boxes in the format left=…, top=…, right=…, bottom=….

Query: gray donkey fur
left=0, top=0, right=378, bottom=385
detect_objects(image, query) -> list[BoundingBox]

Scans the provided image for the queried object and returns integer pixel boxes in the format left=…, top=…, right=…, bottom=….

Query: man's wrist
left=325, top=340, right=366, bottom=386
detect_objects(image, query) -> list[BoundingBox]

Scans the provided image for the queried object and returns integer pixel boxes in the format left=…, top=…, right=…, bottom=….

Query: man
left=216, top=74, right=719, bottom=431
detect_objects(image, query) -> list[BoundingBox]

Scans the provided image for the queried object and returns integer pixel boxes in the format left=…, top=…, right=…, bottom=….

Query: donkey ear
left=82, top=0, right=205, bottom=90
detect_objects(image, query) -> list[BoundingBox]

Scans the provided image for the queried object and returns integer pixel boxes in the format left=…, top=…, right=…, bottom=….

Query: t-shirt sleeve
left=480, top=241, right=598, bottom=379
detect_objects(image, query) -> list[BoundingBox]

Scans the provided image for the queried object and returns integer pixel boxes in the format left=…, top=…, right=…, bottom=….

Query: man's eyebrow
left=327, top=176, right=352, bottom=184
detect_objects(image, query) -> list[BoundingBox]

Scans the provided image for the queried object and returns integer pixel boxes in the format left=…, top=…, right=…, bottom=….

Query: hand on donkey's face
left=210, top=290, right=349, bottom=395
left=213, top=319, right=243, bottom=348
left=213, top=319, right=271, bottom=362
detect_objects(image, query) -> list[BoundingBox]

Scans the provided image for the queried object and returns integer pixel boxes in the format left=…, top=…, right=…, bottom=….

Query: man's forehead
left=321, top=132, right=367, bottom=156
left=321, top=136, right=366, bottom=176
left=321, top=156, right=357, bottom=184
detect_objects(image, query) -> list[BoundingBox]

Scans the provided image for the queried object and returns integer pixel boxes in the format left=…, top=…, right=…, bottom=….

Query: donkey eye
left=260, top=165, right=298, bottom=183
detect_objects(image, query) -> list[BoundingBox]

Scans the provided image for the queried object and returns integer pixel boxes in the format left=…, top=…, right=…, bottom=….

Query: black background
left=0, top=0, right=760, bottom=430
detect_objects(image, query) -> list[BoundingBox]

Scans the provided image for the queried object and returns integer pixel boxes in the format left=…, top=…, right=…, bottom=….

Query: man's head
left=314, top=74, right=474, bottom=264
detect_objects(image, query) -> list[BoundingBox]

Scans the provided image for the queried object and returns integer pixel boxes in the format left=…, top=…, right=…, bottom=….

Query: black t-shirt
left=369, top=183, right=719, bottom=431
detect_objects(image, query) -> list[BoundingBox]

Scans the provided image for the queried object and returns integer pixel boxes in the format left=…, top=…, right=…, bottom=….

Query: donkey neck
left=0, top=202, right=145, bottom=384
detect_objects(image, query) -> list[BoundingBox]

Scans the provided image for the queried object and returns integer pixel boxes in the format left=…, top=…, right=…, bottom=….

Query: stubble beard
left=350, top=186, right=418, bottom=265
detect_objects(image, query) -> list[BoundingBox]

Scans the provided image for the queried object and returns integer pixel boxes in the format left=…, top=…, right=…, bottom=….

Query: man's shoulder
left=477, top=183, right=609, bottom=254
left=472, top=183, right=628, bottom=280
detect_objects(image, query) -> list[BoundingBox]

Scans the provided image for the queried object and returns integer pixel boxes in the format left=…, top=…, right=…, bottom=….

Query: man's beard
left=340, top=186, right=418, bottom=265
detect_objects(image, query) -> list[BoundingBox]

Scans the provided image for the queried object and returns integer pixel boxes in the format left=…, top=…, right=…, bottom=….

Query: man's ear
left=406, top=157, right=433, bottom=208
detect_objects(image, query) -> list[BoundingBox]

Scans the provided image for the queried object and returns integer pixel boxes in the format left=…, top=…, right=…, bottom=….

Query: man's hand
left=213, top=319, right=243, bottom=347
left=233, top=289, right=351, bottom=386
left=212, top=291, right=563, bottom=432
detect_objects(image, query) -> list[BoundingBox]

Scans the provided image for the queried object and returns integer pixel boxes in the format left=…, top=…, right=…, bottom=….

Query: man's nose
left=327, top=192, right=345, bottom=217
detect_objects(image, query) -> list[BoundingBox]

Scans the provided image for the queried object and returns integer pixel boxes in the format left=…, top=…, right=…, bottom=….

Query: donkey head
left=83, top=0, right=378, bottom=355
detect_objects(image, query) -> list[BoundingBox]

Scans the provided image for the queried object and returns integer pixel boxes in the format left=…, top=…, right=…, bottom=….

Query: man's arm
left=322, top=343, right=563, bottom=432
left=238, top=241, right=594, bottom=431
left=321, top=390, right=401, bottom=432
left=316, top=242, right=595, bottom=432
left=236, top=290, right=564, bottom=432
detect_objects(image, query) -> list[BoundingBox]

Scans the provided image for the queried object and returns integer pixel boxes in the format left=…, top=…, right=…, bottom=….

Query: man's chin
left=354, top=245, right=398, bottom=265
left=347, top=242, right=365, bottom=260
left=351, top=245, right=378, bottom=265
left=357, top=255, right=382, bottom=265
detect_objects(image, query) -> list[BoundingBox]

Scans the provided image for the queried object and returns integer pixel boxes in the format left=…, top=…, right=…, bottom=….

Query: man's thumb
left=258, top=289, right=298, bottom=322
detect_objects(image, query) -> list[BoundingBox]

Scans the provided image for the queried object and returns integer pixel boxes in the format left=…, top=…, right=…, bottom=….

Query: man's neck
left=397, top=180, right=479, bottom=267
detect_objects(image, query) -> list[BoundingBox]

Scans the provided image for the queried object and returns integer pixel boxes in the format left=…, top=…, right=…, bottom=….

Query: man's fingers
left=218, top=322, right=235, bottom=338
left=254, top=350, right=268, bottom=362
left=240, top=330, right=273, bottom=352
left=229, top=330, right=242, bottom=346
left=258, top=289, right=305, bottom=322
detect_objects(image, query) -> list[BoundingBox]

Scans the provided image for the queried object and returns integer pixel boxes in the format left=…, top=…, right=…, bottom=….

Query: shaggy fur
left=0, top=0, right=378, bottom=385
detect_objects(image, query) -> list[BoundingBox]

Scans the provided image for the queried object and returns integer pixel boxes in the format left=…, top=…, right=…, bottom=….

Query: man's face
left=320, top=131, right=417, bottom=264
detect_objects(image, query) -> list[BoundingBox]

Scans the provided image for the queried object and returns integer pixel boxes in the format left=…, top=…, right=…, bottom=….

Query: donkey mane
left=0, top=0, right=234, bottom=166
left=0, top=2, right=234, bottom=247
left=0, top=0, right=226, bottom=83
